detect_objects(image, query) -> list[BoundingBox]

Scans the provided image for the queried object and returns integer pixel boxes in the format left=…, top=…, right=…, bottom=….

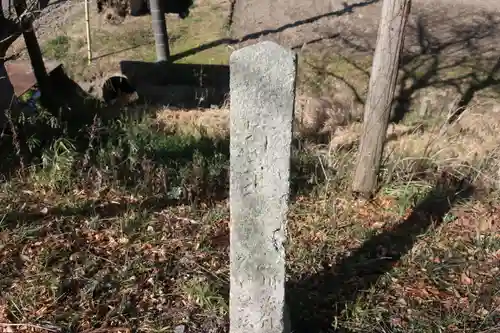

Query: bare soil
left=231, top=0, right=500, bottom=57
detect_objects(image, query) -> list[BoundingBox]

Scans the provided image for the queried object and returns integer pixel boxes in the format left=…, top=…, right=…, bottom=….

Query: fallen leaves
left=1, top=184, right=500, bottom=333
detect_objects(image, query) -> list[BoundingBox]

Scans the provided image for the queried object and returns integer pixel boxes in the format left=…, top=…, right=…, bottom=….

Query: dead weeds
left=1, top=166, right=498, bottom=332
left=1, top=106, right=499, bottom=332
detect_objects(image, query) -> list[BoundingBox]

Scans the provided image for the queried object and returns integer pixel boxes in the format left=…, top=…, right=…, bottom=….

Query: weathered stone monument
left=229, top=41, right=297, bottom=333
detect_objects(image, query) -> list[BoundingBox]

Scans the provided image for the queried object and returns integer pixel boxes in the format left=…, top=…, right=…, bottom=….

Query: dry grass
left=153, top=96, right=500, bottom=179
left=387, top=103, right=500, bottom=160
left=155, top=107, right=230, bottom=140
left=152, top=90, right=365, bottom=144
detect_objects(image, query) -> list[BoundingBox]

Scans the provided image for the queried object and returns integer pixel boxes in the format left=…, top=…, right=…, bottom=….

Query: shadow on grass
left=86, top=0, right=379, bottom=62
left=287, top=171, right=475, bottom=333
left=1, top=138, right=325, bottom=227
left=91, top=44, right=153, bottom=61
left=119, top=60, right=229, bottom=108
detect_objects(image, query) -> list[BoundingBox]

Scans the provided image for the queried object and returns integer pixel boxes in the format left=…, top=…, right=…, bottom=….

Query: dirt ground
left=231, top=0, right=500, bottom=56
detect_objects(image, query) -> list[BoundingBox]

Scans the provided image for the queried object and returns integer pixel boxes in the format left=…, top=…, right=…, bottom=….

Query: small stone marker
left=229, top=41, right=297, bottom=333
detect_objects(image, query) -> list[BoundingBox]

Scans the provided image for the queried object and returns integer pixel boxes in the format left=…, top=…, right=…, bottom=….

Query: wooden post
left=149, top=0, right=170, bottom=61
left=352, top=0, right=412, bottom=197
left=84, top=0, right=92, bottom=64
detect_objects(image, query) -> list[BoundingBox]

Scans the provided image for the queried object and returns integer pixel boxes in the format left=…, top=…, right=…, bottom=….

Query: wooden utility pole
left=14, top=0, right=53, bottom=107
left=352, top=0, right=412, bottom=197
left=149, top=0, right=170, bottom=61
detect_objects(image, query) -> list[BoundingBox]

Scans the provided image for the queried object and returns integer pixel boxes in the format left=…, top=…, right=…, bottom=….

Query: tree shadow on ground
left=287, top=171, right=475, bottom=333
left=167, top=0, right=379, bottom=62
left=0, top=65, right=110, bottom=180
left=393, top=13, right=500, bottom=123
left=300, top=12, right=500, bottom=124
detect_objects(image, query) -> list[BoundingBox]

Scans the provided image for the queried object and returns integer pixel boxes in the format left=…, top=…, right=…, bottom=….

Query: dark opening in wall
left=102, top=75, right=136, bottom=104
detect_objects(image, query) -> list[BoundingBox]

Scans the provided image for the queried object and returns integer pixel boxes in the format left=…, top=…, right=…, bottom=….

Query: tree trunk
left=149, top=0, right=170, bottom=61
left=352, top=0, right=411, bottom=198
left=14, top=0, right=53, bottom=108
left=1, top=1, right=20, bottom=127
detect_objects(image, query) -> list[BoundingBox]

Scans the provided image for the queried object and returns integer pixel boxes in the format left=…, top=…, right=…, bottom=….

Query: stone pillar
left=229, top=41, right=297, bottom=333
